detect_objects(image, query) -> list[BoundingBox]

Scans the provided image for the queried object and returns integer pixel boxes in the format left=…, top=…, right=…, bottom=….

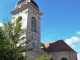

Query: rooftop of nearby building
left=41, top=40, right=76, bottom=52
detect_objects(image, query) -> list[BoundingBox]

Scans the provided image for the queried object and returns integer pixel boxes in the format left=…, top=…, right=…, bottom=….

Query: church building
left=10, top=0, right=77, bottom=60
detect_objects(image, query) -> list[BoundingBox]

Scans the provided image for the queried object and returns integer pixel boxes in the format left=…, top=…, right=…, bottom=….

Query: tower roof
left=15, top=0, right=39, bottom=10
left=41, top=40, right=76, bottom=52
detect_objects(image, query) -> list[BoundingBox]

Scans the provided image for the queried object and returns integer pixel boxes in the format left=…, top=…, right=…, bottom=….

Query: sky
left=0, top=0, right=80, bottom=60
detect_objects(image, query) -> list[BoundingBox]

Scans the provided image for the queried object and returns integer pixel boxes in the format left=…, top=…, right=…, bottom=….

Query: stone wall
left=48, top=51, right=77, bottom=60
left=25, top=50, right=45, bottom=58
left=25, top=51, right=77, bottom=60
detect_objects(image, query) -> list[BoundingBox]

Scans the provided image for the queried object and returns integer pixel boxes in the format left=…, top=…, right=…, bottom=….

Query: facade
left=41, top=40, right=77, bottom=60
left=10, top=0, right=77, bottom=60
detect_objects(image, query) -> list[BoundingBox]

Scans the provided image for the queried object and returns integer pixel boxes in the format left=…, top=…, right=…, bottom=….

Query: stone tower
left=10, top=0, right=43, bottom=57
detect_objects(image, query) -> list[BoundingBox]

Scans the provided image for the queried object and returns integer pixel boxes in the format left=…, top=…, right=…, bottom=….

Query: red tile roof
left=41, top=40, right=76, bottom=52
left=41, top=43, right=46, bottom=51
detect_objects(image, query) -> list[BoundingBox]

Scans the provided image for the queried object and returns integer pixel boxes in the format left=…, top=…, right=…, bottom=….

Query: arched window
left=18, top=16, right=22, bottom=20
left=32, top=34, right=36, bottom=40
left=31, top=17, right=37, bottom=32
left=50, top=58, right=53, bottom=60
left=32, top=42, right=35, bottom=47
left=61, top=58, right=67, bottom=60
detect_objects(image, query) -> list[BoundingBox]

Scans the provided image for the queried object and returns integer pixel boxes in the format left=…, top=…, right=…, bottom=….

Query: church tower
left=11, top=0, right=43, bottom=56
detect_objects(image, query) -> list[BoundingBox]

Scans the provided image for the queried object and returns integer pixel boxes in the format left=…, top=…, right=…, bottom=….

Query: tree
left=0, top=17, right=31, bottom=60
left=0, top=17, right=51, bottom=60
left=35, top=54, right=52, bottom=60
left=26, top=54, right=52, bottom=60
left=0, top=27, right=8, bottom=60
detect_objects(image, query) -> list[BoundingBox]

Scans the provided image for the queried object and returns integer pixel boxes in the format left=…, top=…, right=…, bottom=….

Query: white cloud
left=76, top=31, right=80, bottom=35
left=0, top=23, right=3, bottom=26
left=77, top=54, right=80, bottom=60
left=71, top=45, right=76, bottom=48
left=65, top=37, right=80, bottom=45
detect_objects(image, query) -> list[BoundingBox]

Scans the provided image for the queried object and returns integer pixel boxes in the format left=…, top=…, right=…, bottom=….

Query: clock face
left=32, top=34, right=36, bottom=40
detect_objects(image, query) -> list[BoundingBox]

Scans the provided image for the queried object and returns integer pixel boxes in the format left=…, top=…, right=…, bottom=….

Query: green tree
left=0, top=17, right=51, bottom=60
left=0, top=27, right=8, bottom=60
left=26, top=54, right=52, bottom=60
left=0, top=17, right=31, bottom=60
left=35, top=54, right=52, bottom=60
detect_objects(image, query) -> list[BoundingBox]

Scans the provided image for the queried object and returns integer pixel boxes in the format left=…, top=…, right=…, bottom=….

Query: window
left=32, top=42, right=35, bottom=47
left=31, top=17, right=37, bottom=32
left=32, top=34, right=36, bottom=40
left=19, top=5, right=22, bottom=8
left=61, top=58, right=67, bottom=60
left=18, top=16, right=22, bottom=20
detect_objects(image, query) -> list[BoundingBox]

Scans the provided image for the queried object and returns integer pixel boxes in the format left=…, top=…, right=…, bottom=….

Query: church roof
left=15, top=0, right=39, bottom=10
left=41, top=40, right=76, bottom=52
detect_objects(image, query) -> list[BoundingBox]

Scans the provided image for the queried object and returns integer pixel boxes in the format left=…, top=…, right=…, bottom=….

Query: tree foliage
left=35, top=54, right=52, bottom=60
left=25, top=54, right=52, bottom=60
left=0, top=17, right=51, bottom=60
left=0, top=17, right=31, bottom=60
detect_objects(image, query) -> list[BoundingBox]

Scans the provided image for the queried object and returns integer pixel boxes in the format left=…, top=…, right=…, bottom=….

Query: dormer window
left=19, top=5, right=22, bottom=8
left=31, top=17, right=37, bottom=32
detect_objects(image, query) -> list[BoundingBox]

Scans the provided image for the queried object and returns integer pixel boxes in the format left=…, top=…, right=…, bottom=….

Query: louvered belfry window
left=31, top=17, right=37, bottom=32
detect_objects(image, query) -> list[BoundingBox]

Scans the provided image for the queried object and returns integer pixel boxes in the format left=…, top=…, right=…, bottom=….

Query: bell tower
left=11, top=0, right=43, bottom=56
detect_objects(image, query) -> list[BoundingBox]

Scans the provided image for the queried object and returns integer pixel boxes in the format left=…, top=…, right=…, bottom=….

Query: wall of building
left=25, top=50, right=45, bottom=58
left=26, top=7, right=41, bottom=51
left=25, top=51, right=77, bottom=60
left=48, top=51, right=77, bottom=60
left=12, top=5, right=42, bottom=53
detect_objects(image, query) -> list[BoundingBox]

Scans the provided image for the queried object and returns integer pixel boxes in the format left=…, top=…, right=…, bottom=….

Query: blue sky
left=0, top=0, right=80, bottom=60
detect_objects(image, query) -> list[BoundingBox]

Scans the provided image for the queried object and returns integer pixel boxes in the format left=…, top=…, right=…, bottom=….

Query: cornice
left=10, top=3, right=43, bottom=16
